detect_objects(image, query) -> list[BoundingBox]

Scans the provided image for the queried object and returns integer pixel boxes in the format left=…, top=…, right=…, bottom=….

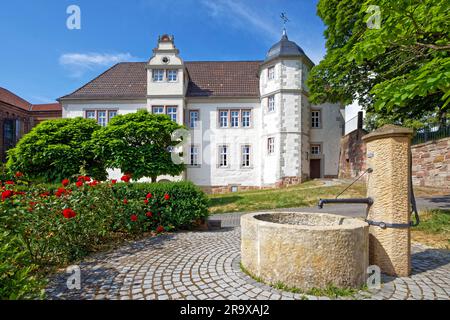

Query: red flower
left=76, top=180, right=83, bottom=188
left=40, top=192, right=50, bottom=198
left=14, top=191, right=26, bottom=196
left=123, top=198, right=128, bottom=205
left=89, top=180, right=99, bottom=187
left=62, top=179, right=70, bottom=187
left=156, top=226, right=164, bottom=233
left=1, top=190, right=13, bottom=201
left=146, top=212, right=153, bottom=218
left=164, top=194, right=170, bottom=201
left=130, top=214, right=138, bottom=222
left=15, top=172, right=23, bottom=178
left=144, top=199, right=149, bottom=205
left=111, top=179, right=117, bottom=184
left=84, top=176, right=91, bottom=182
left=5, top=181, right=14, bottom=185
left=121, top=175, right=131, bottom=183
left=55, top=187, right=67, bottom=197
left=62, top=208, right=76, bottom=219
left=146, top=193, right=153, bottom=199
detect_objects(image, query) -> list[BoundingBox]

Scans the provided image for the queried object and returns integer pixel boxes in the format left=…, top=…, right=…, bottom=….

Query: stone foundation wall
left=411, top=137, right=450, bottom=189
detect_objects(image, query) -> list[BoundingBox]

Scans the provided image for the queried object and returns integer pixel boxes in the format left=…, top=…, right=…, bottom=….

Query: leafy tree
left=307, top=0, right=449, bottom=129
left=7, top=118, right=106, bottom=182
left=91, top=110, right=185, bottom=182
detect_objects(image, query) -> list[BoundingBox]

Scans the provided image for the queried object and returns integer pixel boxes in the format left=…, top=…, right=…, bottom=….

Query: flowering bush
left=0, top=174, right=209, bottom=299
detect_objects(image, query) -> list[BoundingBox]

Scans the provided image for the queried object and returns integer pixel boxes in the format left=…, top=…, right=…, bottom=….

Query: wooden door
left=310, top=159, right=321, bottom=179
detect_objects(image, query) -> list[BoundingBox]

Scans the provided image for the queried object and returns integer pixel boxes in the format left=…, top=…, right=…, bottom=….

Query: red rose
left=84, top=176, right=91, bottom=182
left=130, top=214, right=138, bottom=222
left=144, top=199, right=149, bottom=205
left=76, top=181, right=83, bottom=188
left=62, top=208, right=76, bottom=219
left=111, top=179, right=117, bottom=184
left=55, top=187, right=66, bottom=198
left=121, top=175, right=131, bottom=183
left=146, top=212, right=153, bottom=218
left=164, top=194, right=170, bottom=201
left=123, top=198, right=128, bottom=205
left=89, top=180, right=99, bottom=187
left=62, top=179, right=70, bottom=187
left=40, top=192, right=50, bottom=198
left=5, top=181, right=14, bottom=185
left=15, top=172, right=23, bottom=178
left=1, top=190, right=13, bottom=201
left=146, top=193, right=153, bottom=199
left=156, top=226, right=164, bottom=233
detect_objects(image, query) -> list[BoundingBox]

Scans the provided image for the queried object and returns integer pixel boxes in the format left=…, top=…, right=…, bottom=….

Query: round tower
left=259, top=30, right=314, bottom=186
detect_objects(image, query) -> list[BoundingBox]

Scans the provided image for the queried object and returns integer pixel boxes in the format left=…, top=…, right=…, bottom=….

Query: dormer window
left=152, top=69, right=164, bottom=82
left=268, top=66, right=275, bottom=80
left=167, top=69, right=178, bottom=82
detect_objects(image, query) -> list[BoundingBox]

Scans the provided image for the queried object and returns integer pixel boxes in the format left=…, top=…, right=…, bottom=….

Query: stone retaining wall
left=411, top=137, right=450, bottom=189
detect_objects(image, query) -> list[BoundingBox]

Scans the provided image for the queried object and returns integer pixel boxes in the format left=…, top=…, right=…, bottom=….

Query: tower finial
left=280, top=12, right=289, bottom=37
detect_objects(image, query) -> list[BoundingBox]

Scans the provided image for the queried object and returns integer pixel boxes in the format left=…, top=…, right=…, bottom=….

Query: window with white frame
left=108, top=110, right=118, bottom=122
left=152, top=106, right=164, bottom=114
left=311, top=110, right=321, bottom=128
left=166, top=106, right=177, bottom=122
left=97, top=111, right=107, bottom=127
left=219, top=110, right=228, bottom=128
left=230, top=110, right=239, bottom=128
left=218, top=145, right=228, bottom=167
left=242, top=110, right=251, bottom=127
left=85, top=110, right=117, bottom=126
left=268, top=66, right=275, bottom=80
left=86, top=110, right=96, bottom=120
left=218, top=109, right=252, bottom=128
left=152, top=69, right=164, bottom=82
left=311, top=144, right=321, bottom=155
left=190, top=145, right=200, bottom=166
left=267, top=137, right=275, bottom=154
left=189, top=110, right=199, bottom=128
left=241, top=145, right=251, bottom=167
left=167, top=69, right=178, bottom=82
left=268, top=95, right=275, bottom=112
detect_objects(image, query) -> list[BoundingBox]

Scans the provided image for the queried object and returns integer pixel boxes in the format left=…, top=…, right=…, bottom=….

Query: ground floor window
left=218, top=145, right=228, bottom=167
left=189, top=145, right=200, bottom=166
left=241, top=145, right=251, bottom=167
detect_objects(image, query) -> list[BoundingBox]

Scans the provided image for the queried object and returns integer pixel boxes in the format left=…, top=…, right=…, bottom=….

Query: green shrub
left=91, top=110, right=186, bottom=182
left=6, top=118, right=107, bottom=182
left=0, top=232, right=44, bottom=300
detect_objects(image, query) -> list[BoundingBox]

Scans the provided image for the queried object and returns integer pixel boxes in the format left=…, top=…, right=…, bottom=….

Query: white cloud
left=59, top=52, right=138, bottom=77
left=200, top=0, right=280, bottom=42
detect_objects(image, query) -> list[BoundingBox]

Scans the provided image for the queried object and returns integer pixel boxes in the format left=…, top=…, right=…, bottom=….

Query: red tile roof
left=31, top=103, right=62, bottom=111
left=185, top=61, right=261, bottom=98
left=0, top=87, right=61, bottom=112
left=0, top=87, right=32, bottom=110
left=60, top=61, right=262, bottom=100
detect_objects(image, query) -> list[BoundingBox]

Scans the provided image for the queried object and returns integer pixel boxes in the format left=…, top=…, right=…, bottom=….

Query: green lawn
left=208, top=180, right=367, bottom=214
left=412, top=209, right=450, bottom=249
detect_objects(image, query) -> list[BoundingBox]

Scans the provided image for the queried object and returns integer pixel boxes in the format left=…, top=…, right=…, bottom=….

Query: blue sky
left=0, top=0, right=325, bottom=104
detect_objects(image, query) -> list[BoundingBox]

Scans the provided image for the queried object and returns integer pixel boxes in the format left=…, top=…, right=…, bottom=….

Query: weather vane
left=280, top=12, right=289, bottom=28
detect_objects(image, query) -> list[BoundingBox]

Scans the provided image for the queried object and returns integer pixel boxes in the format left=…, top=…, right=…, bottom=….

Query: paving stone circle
left=46, top=213, right=450, bottom=300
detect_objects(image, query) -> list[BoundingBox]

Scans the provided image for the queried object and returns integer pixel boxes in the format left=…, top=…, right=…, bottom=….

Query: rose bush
left=0, top=173, right=209, bottom=299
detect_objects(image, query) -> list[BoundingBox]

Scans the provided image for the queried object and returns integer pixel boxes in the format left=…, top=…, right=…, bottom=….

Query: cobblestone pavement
left=47, top=213, right=450, bottom=300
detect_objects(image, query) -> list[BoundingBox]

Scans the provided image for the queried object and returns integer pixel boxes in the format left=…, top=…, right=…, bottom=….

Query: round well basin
left=241, top=212, right=369, bottom=290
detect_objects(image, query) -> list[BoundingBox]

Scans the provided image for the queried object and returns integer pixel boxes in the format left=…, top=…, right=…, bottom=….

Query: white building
left=59, top=33, right=344, bottom=193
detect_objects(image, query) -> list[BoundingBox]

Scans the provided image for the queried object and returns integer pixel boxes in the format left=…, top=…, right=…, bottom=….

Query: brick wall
left=338, top=128, right=367, bottom=179
left=411, top=137, right=450, bottom=189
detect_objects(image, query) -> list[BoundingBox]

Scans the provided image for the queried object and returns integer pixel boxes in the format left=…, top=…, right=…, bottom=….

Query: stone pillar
left=362, top=125, right=413, bottom=277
